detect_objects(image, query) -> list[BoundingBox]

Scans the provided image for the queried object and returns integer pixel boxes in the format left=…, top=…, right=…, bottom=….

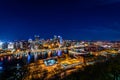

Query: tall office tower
left=0, top=41, right=3, bottom=49
left=28, top=38, right=34, bottom=50
left=54, top=35, right=57, bottom=39
left=20, top=41, right=23, bottom=49
left=58, top=36, right=63, bottom=48
left=58, top=36, right=63, bottom=44
left=28, top=38, right=33, bottom=43
left=34, top=35, right=40, bottom=50
left=15, top=42, right=20, bottom=49
left=34, top=35, right=40, bottom=42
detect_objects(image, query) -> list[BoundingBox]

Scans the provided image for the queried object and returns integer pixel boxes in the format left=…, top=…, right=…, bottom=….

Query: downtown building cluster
left=0, top=35, right=120, bottom=54
left=0, top=35, right=64, bottom=51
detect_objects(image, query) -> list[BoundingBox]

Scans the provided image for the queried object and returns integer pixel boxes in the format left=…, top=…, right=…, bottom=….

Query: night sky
left=0, top=0, right=120, bottom=41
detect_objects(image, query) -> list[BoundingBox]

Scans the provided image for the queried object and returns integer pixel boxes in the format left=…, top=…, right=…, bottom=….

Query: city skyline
left=0, top=0, right=120, bottom=41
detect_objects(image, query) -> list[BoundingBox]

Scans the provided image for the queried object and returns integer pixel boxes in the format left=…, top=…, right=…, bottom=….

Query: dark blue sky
left=0, top=0, right=120, bottom=41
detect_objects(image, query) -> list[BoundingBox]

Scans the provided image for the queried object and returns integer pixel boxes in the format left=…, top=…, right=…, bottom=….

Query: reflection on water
left=0, top=62, right=3, bottom=73
left=0, top=50, right=64, bottom=79
left=0, top=53, right=29, bottom=80
left=27, top=54, right=31, bottom=64
left=58, top=50, right=62, bottom=56
left=34, top=53, right=38, bottom=61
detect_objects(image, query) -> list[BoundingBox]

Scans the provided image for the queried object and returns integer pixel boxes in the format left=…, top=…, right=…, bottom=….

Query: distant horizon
left=1, top=35, right=120, bottom=42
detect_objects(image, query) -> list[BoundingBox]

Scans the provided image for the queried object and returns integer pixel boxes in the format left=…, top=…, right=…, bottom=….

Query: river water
left=0, top=50, right=66, bottom=80
left=0, top=53, right=33, bottom=80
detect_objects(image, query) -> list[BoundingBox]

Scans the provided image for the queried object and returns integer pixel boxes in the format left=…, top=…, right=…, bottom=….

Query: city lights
left=0, top=0, right=120, bottom=79
left=0, top=36, right=119, bottom=80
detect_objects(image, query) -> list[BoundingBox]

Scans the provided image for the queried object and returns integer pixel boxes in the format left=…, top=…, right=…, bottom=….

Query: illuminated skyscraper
left=0, top=41, right=3, bottom=49
left=34, top=35, right=40, bottom=42
left=20, top=42, right=23, bottom=49
left=15, top=42, right=20, bottom=49
left=58, top=36, right=63, bottom=44
left=60, top=36, right=63, bottom=44
left=54, top=35, right=57, bottom=39
left=28, top=38, right=34, bottom=50
left=28, top=38, right=33, bottom=43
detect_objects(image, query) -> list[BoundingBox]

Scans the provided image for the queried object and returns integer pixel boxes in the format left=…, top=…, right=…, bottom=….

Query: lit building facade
left=0, top=41, right=3, bottom=49
left=8, top=42, right=14, bottom=50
